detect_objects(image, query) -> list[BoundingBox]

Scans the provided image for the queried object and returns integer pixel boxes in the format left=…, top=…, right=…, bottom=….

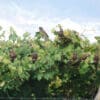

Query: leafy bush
left=0, top=26, right=100, bottom=99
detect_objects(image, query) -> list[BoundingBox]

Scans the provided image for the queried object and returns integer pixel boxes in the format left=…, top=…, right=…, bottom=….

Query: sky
left=0, top=0, right=100, bottom=42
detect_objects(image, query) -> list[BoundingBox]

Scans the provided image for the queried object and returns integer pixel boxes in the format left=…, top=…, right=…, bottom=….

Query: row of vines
left=0, top=25, right=100, bottom=99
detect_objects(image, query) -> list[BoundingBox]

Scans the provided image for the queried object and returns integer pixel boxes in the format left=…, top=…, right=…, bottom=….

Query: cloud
left=0, top=2, right=100, bottom=42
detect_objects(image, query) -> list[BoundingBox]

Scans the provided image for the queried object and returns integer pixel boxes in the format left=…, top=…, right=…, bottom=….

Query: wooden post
left=94, top=37, right=100, bottom=100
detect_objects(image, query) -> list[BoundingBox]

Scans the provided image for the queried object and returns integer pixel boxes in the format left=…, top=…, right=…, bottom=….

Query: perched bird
left=81, top=53, right=90, bottom=61
left=9, top=49, right=17, bottom=62
left=31, top=52, right=38, bottom=63
left=94, top=55, right=99, bottom=64
left=39, top=27, right=49, bottom=41
left=72, top=52, right=78, bottom=61
left=58, top=24, right=64, bottom=37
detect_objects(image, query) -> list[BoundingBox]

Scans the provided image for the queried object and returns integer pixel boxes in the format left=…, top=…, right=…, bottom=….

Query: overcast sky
left=0, top=0, right=100, bottom=42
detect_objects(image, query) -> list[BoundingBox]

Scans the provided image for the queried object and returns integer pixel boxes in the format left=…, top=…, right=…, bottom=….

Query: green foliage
left=9, top=27, right=18, bottom=43
left=0, top=26, right=100, bottom=99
